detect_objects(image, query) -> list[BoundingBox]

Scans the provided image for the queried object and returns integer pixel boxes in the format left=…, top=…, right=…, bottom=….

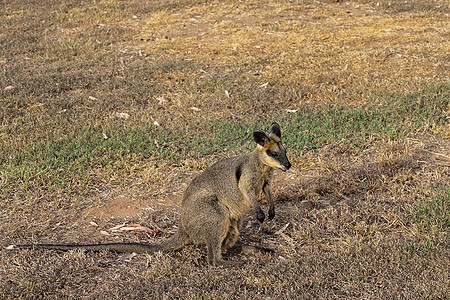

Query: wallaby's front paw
left=256, top=210, right=265, bottom=223
left=268, top=208, right=275, bottom=220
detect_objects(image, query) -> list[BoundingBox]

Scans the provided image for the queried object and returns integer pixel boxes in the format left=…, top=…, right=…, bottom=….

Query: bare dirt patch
left=86, top=196, right=149, bottom=219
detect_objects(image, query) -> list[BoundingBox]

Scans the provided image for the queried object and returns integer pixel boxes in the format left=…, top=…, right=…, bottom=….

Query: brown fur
left=8, top=123, right=291, bottom=265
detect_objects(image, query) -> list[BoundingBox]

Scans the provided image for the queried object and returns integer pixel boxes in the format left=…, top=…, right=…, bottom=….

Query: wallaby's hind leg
left=205, top=221, right=230, bottom=265
left=182, top=195, right=230, bottom=265
left=207, top=236, right=225, bottom=265
left=222, top=218, right=242, bottom=252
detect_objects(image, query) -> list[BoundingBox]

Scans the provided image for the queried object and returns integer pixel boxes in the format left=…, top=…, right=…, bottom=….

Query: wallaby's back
left=182, top=153, right=253, bottom=212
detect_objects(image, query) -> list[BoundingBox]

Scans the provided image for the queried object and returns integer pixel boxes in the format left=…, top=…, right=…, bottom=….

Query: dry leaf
left=156, top=97, right=167, bottom=106
left=88, top=96, right=98, bottom=101
left=124, top=252, right=138, bottom=261
left=246, top=220, right=252, bottom=228
left=102, top=132, right=109, bottom=140
left=275, top=223, right=290, bottom=235
left=153, top=120, right=160, bottom=126
left=259, top=82, right=269, bottom=88
left=4, top=85, right=14, bottom=91
left=277, top=232, right=294, bottom=247
left=109, top=223, right=127, bottom=231
left=116, top=224, right=162, bottom=235
left=113, top=112, right=130, bottom=120
left=100, top=230, right=110, bottom=235
left=189, top=106, right=201, bottom=111
left=120, top=226, right=161, bottom=235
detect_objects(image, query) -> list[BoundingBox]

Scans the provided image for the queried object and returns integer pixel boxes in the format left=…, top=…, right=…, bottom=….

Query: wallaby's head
left=253, top=122, right=292, bottom=172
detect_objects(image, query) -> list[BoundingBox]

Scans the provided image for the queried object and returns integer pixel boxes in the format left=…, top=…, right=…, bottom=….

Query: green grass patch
left=404, top=240, right=437, bottom=255
left=405, top=186, right=448, bottom=254
left=1, top=84, right=448, bottom=193
left=414, top=186, right=449, bottom=232
left=282, top=84, right=449, bottom=150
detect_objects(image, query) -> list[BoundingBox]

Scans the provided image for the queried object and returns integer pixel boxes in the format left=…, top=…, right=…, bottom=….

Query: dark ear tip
left=253, top=130, right=266, bottom=139
left=268, top=122, right=282, bottom=137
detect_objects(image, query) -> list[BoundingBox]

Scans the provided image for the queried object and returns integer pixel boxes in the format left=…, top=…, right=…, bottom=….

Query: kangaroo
left=7, top=122, right=291, bottom=265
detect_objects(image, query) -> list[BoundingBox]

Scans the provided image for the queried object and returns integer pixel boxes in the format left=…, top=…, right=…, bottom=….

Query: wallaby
left=7, top=122, right=291, bottom=265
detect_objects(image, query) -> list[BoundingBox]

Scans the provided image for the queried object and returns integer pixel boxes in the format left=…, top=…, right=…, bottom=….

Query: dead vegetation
left=0, top=0, right=449, bottom=298
left=1, top=137, right=448, bottom=298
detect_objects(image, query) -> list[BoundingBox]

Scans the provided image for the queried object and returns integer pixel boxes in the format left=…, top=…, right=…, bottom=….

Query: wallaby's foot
left=256, top=208, right=265, bottom=223
left=268, top=207, right=275, bottom=220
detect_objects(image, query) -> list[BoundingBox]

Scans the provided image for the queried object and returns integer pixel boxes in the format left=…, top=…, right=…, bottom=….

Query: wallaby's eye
left=267, top=150, right=278, bottom=157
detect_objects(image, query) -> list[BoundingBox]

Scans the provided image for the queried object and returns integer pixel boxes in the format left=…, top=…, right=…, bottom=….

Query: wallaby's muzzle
left=280, top=158, right=292, bottom=172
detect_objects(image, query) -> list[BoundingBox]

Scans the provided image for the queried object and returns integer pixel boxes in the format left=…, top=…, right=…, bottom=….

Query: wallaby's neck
left=250, top=148, right=272, bottom=174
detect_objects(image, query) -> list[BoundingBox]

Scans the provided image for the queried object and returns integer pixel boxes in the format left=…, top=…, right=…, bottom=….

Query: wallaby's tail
left=6, top=231, right=190, bottom=254
left=6, top=243, right=162, bottom=253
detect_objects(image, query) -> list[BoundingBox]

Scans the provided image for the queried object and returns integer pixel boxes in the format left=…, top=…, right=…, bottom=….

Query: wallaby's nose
left=280, top=160, right=291, bottom=172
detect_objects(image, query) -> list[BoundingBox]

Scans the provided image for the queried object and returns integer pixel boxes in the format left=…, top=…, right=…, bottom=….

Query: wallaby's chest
left=253, top=169, right=272, bottom=194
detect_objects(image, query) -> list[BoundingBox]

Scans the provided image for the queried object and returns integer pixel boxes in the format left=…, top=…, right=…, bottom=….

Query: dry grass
left=0, top=0, right=449, bottom=298
left=135, top=0, right=449, bottom=105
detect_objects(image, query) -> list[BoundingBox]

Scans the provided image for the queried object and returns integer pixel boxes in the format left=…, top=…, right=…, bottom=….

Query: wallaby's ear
left=268, top=122, right=281, bottom=141
left=253, top=130, right=269, bottom=147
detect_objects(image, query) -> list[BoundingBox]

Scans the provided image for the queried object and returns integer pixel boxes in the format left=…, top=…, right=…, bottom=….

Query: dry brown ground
left=1, top=0, right=449, bottom=298
left=1, top=137, right=448, bottom=298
